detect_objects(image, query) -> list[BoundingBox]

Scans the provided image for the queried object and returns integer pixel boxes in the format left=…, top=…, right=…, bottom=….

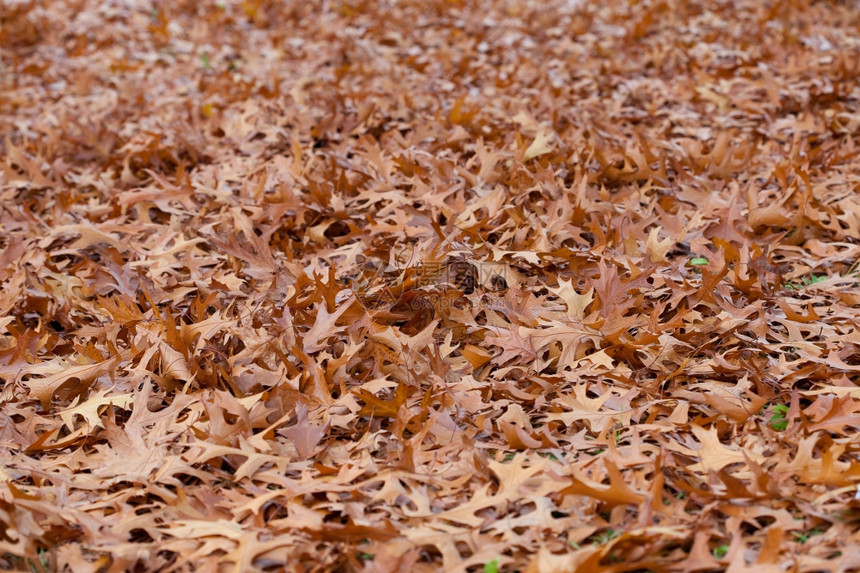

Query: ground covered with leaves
left=2, top=0, right=860, bottom=571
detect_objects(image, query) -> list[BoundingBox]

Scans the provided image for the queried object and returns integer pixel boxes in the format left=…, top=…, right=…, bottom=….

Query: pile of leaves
left=2, top=0, right=860, bottom=571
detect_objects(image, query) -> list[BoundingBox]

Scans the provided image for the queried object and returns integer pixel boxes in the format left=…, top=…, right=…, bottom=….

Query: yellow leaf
left=646, top=226, right=675, bottom=263
left=462, top=343, right=491, bottom=369
left=549, top=279, right=594, bottom=320
left=24, top=353, right=128, bottom=409
left=523, top=130, right=555, bottom=161
left=57, top=389, right=134, bottom=432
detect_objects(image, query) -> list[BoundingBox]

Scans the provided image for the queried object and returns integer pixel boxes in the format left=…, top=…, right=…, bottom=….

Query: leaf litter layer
left=2, top=0, right=860, bottom=571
